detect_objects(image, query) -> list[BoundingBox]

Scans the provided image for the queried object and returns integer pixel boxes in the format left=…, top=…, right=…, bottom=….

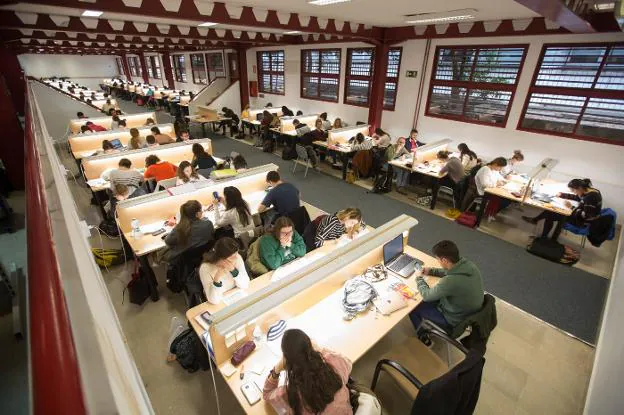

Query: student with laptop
left=383, top=234, right=423, bottom=278
left=409, top=240, right=484, bottom=338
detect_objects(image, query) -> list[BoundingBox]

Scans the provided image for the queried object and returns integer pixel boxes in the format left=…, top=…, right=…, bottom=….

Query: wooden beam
left=512, top=0, right=595, bottom=33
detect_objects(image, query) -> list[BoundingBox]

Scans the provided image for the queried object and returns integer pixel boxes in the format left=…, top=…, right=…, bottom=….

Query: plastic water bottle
left=131, top=218, right=140, bottom=238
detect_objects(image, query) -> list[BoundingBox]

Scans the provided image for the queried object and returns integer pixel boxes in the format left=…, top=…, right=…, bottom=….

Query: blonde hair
left=336, top=208, right=362, bottom=238
left=512, top=150, right=524, bottom=161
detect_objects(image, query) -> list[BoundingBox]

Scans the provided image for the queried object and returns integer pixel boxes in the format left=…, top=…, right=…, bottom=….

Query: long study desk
left=186, top=222, right=438, bottom=414
left=68, top=111, right=156, bottom=134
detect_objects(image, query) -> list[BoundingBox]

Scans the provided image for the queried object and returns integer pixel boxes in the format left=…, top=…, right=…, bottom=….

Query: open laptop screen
left=383, top=234, right=403, bottom=264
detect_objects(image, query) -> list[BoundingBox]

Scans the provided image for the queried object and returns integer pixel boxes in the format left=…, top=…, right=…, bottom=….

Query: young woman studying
left=458, top=143, right=478, bottom=175
left=349, top=133, right=373, bottom=151
left=500, top=150, right=524, bottom=178
left=263, top=329, right=353, bottom=415
left=175, top=161, right=206, bottom=186
left=211, top=186, right=255, bottom=238
left=199, top=237, right=250, bottom=305
left=385, top=137, right=410, bottom=194
left=474, top=157, right=507, bottom=196
left=372, top=128, right=391, bottom=149
left=162, top=200, right=214, bottom=262
left=313, top=208, right=364, bottom=248
left=522, top=179, right=602, bottom=241
left=258, top=216, right=306, bottom=270
left=191, top=143, right=218, bottom=176
left=437, top=150, right=465, bottom=207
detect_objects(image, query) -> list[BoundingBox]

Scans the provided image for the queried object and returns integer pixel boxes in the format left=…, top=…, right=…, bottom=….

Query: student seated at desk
left=111, top=115, right=121, bottom=129
left=199, top=237, right=250, bottom=305
left=293, top=119, right=311, bottom=136
left=405, top=129, right=425, bottom=153
left=281, top=105, right=294, bottom=117
left=461, top=157, right=506, bottom=212
left=191, top=143, right=217, bottom=175
left=258, top=216, right=306, bottom=270
left=128, top=128, right=142, bottom=149
left=319, top=112, right=332, bottom=130
left=144, top=117, right=156, bottom=126
left=264, top=328, right=353, bottom=415
left=109, top=183, right=146, bottom=218
left=106, top=158, right=143, bottom=190
left=144, top=155, right=177, bottom=182
left=500, top=150, right=524, bottom=178
left=458, top=143, right=478, bottom=175
left=145, top=135, right=159, bottom=147
left=162, top=200, right=214, bottom=263
left=372, top=127, right=391, bottom=149
left=438, top=150, right=465, bottom=206
left=386, top=137, right=410, bottom=194
left=211, top=186, right=255, bottom=238
left=332, top=117, right=346, bottom=129
left=100, top=140, right=119, bottom=155
left=241, top=104, right=250, bottom=120
left=79, top=125, right=92, bottom=135
left=522, top=178, right=602, bottom=241
left=177, top=130, right=195, bottom=142
left=258, top=171, right=301, bottom=219
left=151, top=126, right=175, bottom=144
left=87, top=121, right=107, bottom=132
left=313, top=208, right=363, bottom=248
left=410, top=240, right=484, bottom=339
left=101, top=99, right=114, bottom=114
left=77, top=111, right=87, bottom=119
left=175, top=161, right=206, bottom=186
left=349, top=132, right=373, bottom=151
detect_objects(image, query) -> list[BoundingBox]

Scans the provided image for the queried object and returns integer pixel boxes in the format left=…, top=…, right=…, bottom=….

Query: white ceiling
left=0, top=0, right=541, bottom=29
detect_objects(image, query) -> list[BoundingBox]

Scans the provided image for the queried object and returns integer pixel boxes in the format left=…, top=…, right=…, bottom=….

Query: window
left=257, top=50, right=285, bottom=95
left=384, top=48, right=402, bottom=110
left=518, top=43, right=624, bottom=144
left=151, top=56, right=162, bottom=79
left=206, top=52, right=225, bottom=80
left=127, top=56, right=139, bottom=77
left=145, top=56, right=154, bottom=78
left=345, top=48, right=374, bottom=106
left=172, top=55, right=187, bottom=82
left=300, top=49, right=341, bottom=102
left=115, top=57, right=124, bottom=75
left=425, top=45, right=528, bottom=127
left=190, top=53, right=208, bottom=84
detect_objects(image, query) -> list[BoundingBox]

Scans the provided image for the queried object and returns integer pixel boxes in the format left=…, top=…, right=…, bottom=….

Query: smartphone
left=151, top=228, right=166, bottom=236
left=241, top=382, right=262, bottom=405
left=213, top=191, right=219, bottom=199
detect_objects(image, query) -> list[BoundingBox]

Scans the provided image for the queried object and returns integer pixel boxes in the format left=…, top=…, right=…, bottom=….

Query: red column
left=137, top=51, right=149, bottom=83
left=119, top=52, right=132, bottom=80
left=161, top=51, right=175, bottom=89
left=367, top=43, right=389, bottom=132
left=237, top=46, right=249, bottom=109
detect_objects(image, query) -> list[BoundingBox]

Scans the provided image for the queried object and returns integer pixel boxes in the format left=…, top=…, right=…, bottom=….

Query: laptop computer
left=383, top=234, right=423, bottom=278
left=109, top=138, right=123, bottom=149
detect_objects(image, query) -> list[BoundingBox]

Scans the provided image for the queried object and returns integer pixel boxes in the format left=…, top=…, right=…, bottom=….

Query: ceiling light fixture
left=406, top=14, right=475, bottom=24
left=81, top=10, right=103, bottom=17
left=308, top=0, right=351, bottom=6
left=284, top=30, right=302, bottom=34
left=405, top=9, right=477, bottom=25
left=198, top=22, right=218, bottom=27
left=594, top=2, right=615, bottom=11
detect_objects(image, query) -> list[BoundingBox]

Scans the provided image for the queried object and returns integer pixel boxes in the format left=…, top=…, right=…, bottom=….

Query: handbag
left=124, top=260, right=150, bottom=305
left=231, top=340, right=256, bottom=366
left=456, top=211, right=477, bottom=228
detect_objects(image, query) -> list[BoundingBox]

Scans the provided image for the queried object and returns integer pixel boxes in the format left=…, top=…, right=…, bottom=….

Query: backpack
left=169, top=328, right=209, bottom=373
left=371, top=170, right=392, bottom=194
left=282, top=145, right=297, bottom=160
left=456, top=212, right=478, bottom=228
left=263, top=138, right=275, bottom=153
left=527, top=237, right=580, bottom=265
left=98, top=217, right=119, bottom=237
left=92, top=248, right=126, bottom=268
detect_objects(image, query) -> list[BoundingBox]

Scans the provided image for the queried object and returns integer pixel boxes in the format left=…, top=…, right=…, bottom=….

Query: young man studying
left=410, top=240, right=484, bottom=339
left=257, top=171, right=300, bottom=223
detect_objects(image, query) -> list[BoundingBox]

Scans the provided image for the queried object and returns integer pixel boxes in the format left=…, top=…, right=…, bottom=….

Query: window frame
left=424, top=44, right=529, bottom=128
left=172, top=54, right=187, bottom=83
left=344, top=47, right=375, bottom=107
left=383, top=47, right=403, bottom=111
left=115, top=57, right=124, bottom=75
left=150, top=56, right=162, bottom=79
left=190, top=53, right=208, bottom=85
left=205, top=51, right=226, bottom=80
left=127, top=56, right=139, bottom=77
left=517, top=42, right=624, bottom=146
left=256, top=50, right=285, bottom=96
left=144, top=55, right=154, bottom=78
left=300, top=48, right=341, bottom=103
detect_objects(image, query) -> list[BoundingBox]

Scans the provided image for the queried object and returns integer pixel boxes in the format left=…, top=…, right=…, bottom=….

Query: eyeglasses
left=280, top=229, right=293, bottom=237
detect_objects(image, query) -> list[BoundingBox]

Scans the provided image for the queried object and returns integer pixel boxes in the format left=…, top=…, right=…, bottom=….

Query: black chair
left=184, top=268, right=206, bottom=309
left=302, top=214, right=328, bottom=252
left=371, top=321, right=485, bottom=415
left=166, top=241, right=214, bottom=294
left=286, top=205, right=311, bottom=236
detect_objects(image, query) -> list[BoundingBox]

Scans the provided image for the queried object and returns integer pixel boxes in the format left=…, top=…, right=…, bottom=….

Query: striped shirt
left=108, top=168, right=143, bottom=189
left=314, top=213, right=366, bottom=248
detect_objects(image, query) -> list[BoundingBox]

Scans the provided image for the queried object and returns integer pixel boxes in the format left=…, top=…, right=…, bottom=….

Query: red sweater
left=88, top=124, right=107, bottom=132
left=144, top=162, right=177, bottom=182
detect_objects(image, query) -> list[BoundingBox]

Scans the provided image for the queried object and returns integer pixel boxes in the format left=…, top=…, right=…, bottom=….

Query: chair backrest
left=286, top=205, right=311, bottom=236
left=450, top=293, right=497, bottom=354
left=295, top=144, right=309, bottom=160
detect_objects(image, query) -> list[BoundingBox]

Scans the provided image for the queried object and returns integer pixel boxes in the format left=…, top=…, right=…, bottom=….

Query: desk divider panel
left=414, top=138, right=452, bottom=164
left=196, top=106, right=219, bottom=120
left=81, top=139, right=212, bottom=180
left=280, top=114, right=318, bottom=132
left=69, top=123, right=174, bottom=154
left=115, top=163, right=278, bottom=233
left=248, top=107, right=282, bottom=120
left=208, top=214, right=418, bottom=366
left=328, top=125, right=370, bottom=146
left=68, top=111, right=156, bottom=133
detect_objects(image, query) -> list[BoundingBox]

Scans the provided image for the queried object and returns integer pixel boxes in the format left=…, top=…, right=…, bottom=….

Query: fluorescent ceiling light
left=594, top=2, right=615, bottom=11
left=198, top=22, right=218, bottom=27
left=284, top=30, right=302, bottom=34
left=81, top=10, right=103, bottom=17
left=308, top=0, right=351, bottom=6
left=406, top=15, right=475, bottom=24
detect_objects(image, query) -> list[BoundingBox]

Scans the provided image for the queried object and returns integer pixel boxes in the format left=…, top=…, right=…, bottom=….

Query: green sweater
left=416, top=258, right=484, bottom=326
left=259, top=232, right=307, bottom=270
left=385, top=145, right=409, bottom=162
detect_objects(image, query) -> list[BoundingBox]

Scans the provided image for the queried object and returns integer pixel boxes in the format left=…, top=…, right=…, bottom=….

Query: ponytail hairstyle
left=203, top=237, right=239, bottom=264
left=174, top=200, right=202, bottom=246
left=568, top=178, right=592, bottom=190
left=488, top=157, right=508, bottom=168
left=177, top=160, right=199, bottom=183
left=223, top=186, right=251, bottom=227
left=511, top=150, right=524, bottom=162
left=458, top=143, right=477, bottom=161
left=375, top=127, right=387, bottom=136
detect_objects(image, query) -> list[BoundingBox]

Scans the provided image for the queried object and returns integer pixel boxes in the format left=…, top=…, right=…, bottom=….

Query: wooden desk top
left=186, top=115, right=231, bottom=123
left=485, top=179, right=572, bottom=216
left=390, top=158, right=445, bottom=179
left=186, top=244, right=438, bottom=415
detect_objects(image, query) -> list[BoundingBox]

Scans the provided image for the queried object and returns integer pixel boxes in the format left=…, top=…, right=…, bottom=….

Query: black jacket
left=560, top=188, right=602, bottom=224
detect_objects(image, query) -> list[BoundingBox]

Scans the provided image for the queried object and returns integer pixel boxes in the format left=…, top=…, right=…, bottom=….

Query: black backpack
left=282, top=145, right=297, bottom=160
left=169, top=328, right=210, bottom=373
left=98, top=217, right=119, bottom=237
left=527, top=237, right=580, bottom=265
left=372, top=169, right=393, bottom=194
left=263, top=138, right=275, bottom=153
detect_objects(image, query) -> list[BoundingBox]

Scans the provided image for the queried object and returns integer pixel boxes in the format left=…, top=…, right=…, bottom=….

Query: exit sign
left=405, top=70, right=418, bottom=78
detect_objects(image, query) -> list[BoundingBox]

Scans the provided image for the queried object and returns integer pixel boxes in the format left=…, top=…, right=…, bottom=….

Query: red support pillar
left=137, top=51, right=149, bottom=83
left=161, top=51, right=175, bottom=89
left=367, top=43, right=389, bottom=133
left=119, top=52, right=132, bottom=80
left=237, top=46, right=249, bottom=109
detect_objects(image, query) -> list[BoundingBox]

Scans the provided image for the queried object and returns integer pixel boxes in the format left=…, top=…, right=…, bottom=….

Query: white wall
left=207, top=80, right=241, bottom=115
left=18, top=54, right=119, bottom=90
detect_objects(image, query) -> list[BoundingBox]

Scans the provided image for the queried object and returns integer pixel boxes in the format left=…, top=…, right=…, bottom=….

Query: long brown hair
left=177, top=161, right=199, bottom=183
left=223, top=186, right=251, bottom=226
left=271, top=216, right=295, bottom=240
left=175, top=200, right=202, bottom=246
left=282, top=329, right=343, bottom=415
left=203, top=237, right=239, bottom=264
